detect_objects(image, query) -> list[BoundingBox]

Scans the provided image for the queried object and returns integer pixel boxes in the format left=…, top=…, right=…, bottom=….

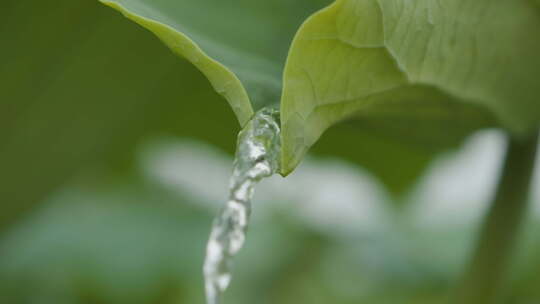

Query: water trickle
left=203, top=108, right=281, bottom=304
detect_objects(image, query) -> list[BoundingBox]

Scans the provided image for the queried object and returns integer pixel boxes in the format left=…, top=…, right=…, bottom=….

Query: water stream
left=203, top=108, right=281, bottom=304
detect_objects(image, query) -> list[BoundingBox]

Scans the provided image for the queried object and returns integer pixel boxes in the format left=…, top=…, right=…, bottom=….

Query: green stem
left=454, top=132, right=538, bottom=304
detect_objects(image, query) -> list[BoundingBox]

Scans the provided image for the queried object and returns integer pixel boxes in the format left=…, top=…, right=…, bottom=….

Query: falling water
left=203, top=108, right=281, bottom=304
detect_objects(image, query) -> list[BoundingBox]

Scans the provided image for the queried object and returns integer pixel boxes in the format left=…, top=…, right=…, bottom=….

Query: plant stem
left=454, top=132, right=538, bottom=304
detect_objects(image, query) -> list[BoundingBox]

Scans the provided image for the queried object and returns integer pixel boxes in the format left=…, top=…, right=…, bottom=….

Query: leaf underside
left=280, top=0, right=540, bottom=174
left=100, top=0, right=540, bottom=192
left=100, top=0, right=330, bottom=125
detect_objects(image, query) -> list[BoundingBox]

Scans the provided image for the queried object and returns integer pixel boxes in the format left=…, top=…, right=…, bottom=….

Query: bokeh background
left=1, top=1, right=539, bottom=303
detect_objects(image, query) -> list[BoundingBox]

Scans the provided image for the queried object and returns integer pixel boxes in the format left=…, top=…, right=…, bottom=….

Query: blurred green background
left=0, top=1, right=539, bottom=304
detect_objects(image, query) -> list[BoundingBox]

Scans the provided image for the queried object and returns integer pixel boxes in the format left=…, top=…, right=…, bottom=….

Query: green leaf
left=100, top=0, right=330, bottom=126
left=101, top=0, right=540, bottom=193
left=280, top=0, right=540, bottom=175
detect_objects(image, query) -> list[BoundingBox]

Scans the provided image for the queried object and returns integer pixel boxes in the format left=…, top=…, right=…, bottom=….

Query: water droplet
left=203, top=108, right=281, bottom=304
